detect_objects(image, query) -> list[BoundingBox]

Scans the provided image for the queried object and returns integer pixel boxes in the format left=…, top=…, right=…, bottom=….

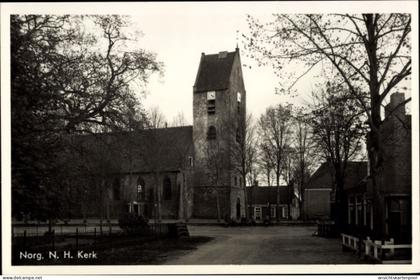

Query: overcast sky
left=125, top=2, right=413, bottom=124
left=1, top=2, right=415, bottom=124
left=128, top=3, right=315, bottom=125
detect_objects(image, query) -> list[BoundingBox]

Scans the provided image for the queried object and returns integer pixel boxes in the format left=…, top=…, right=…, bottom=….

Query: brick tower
left=192, top=48, right=246, bottom=220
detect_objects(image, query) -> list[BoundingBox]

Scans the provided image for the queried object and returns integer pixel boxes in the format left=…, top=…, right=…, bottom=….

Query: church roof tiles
left=66, top=126, right=194, bottom=175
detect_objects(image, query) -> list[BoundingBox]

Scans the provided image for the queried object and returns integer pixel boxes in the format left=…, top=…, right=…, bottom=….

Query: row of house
left=303, top=92, right=411, bottom=244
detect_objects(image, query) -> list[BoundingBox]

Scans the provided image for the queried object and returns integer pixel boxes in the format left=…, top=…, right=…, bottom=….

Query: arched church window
left=163, top=176, right=172, bottom=200
left=112, top=178, right=120, bottom=201
left=207, top=126, right=216, bottom=140
left=137, top=177, right=145, bottom=202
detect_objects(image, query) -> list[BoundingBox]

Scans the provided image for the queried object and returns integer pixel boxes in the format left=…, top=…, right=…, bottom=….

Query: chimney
left=385, top=92, right=406, bottom=118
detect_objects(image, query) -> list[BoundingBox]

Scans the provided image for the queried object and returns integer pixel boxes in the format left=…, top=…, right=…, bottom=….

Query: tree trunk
left=276, top=173, right=280, bottom=222
left=366, top=13, right=386, bottom=239
left=334, top=169, right=345, bottom=231
left=153, top=172, right=162, bottom=223
left=368, top=127, right=385, bottom=239
left=243, top=174, right=249, bottom=219
left=215, top=189, right=221, bottom=222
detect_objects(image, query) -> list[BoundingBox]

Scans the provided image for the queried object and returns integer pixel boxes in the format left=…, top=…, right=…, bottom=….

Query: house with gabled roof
left=304, top=161, right=367, bottom=221
left=247, top=185, right=294, bottom=221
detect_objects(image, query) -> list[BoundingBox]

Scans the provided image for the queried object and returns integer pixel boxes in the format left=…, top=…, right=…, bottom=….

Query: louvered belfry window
left=207, top=91, right=216, bottom=114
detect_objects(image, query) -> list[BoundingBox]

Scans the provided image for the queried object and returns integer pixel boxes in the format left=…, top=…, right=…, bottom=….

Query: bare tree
left=257, top=104, right=293, bottom=221
left=257, top=139, right=275, bottom=187
left=307, top=81, right=366, bottom=227
left=245, top=13, right=411, bottom=226
left=290, top=108, right=317, bottom=219
left=171, top=111, right=189, bottom=127
left=147, top=106, right=168, bottom=128
left=232, top=113, right=259, bottom=219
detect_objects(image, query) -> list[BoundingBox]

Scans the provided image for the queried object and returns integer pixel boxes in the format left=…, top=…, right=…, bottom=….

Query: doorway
left=236, top=198, right=241, bottom=220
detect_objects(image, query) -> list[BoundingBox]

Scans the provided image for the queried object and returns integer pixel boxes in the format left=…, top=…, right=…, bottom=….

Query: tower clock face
left=207, top=91, right=216, bottom=100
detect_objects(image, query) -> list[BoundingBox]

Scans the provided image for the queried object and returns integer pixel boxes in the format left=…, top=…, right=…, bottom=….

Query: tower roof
left=193, top=50, right=237, bottom=93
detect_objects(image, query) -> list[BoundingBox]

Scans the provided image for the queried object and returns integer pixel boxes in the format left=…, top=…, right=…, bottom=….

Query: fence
left=363, top=237, right=412, bottom=264
left=341, top=233, right=412, bottom=264
left=12, top=222, right=121, bottom=238
left=341, top=233, right=360, bottom=251
left=12, top=221, right=182, bottom=252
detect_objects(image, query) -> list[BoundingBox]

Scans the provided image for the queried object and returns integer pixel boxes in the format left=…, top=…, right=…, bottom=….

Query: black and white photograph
left=1, top=1, right=418, bottom=275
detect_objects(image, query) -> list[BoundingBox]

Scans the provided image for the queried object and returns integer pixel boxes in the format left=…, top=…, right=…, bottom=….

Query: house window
left=112, top=178, right=120, bottom=200
left=239, top=176, right=242, bottom=187
left=363, top=195, right=367, bottom=226
left=137, top=177, right=145, bottom=202
left=254, top=207, right=262, bottom=220
left=207, top=126, right=216, bottom=140
left=356, top=195, right=362, bottom=225
left=364, top=198, right=373, bottom=229
left=348, top=196, right=354, bottom=225
left=281, top=206, right=287, bottom=218
left=163, top=176, right=172, bottom=200
left=207, top=91, right=216, bottom=114
left=188, top=156, right=194, bottom=167
left=270, top=206, right=276, bottom=218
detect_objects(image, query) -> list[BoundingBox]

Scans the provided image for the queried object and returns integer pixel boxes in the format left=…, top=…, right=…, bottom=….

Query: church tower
left=192, top=48, right=246, bottom=219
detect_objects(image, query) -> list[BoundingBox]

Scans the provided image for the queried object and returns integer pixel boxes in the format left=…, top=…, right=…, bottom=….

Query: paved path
left=164, top=225, right=367, bottom=264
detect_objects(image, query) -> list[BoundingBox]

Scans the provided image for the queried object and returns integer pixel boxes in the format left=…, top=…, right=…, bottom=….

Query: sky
left=2, top=2, right=414, bottom=125
left=127, top=3, right=311, bottom=125
left=121, top=2, right=413, bottom=124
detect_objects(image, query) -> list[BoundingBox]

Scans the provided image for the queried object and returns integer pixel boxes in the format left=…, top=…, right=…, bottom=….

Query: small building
left=303, top=163, right=334, bottom=220
left=304, top=161, right=367, bottom=221
left=247, top=186, right=293, bottom=221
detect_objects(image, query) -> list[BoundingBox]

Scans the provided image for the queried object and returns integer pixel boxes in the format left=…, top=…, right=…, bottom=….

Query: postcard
left=1, top=1, right=418, bottom=275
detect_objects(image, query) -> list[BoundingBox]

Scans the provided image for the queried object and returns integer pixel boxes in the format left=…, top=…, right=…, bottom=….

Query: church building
left=65, top=48, right=247, bottom=221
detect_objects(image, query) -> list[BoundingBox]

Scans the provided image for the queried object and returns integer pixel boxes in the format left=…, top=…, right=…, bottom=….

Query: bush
left=118, top=213, right=150, bottom=234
